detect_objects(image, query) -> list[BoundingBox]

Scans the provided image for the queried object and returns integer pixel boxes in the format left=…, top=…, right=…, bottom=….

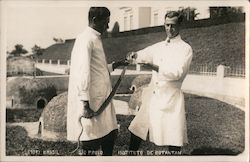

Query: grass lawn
left=103, top=22, right=245, bottom=68
left=6, top=94, right=244, bottom=156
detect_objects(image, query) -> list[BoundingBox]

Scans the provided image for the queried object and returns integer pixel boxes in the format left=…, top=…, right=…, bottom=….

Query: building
left=118, top=7, right=151, bottom=31
left=118, top=7, right=210, bottom=32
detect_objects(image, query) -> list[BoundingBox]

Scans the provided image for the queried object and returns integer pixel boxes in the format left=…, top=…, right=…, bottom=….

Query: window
left=130, top=15, right=133, bottom=30
left=123, top=8, right=133, bottom=31
left=154, top=13, right=158, bottom=26
left=124, top=16, right=128, bottom=31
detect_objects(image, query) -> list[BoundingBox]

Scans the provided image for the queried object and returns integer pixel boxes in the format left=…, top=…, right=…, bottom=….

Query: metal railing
left=189, top=64, right=245, bottom=78
left=189, top=64, right=217, bottom=76
left=225, top=65, right=245, bottom=78
left=35, top=59, right=246, bottom=78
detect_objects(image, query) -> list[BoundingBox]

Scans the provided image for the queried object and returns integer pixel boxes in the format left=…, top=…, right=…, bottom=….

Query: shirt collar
left=165, top=34, right=181, bottom=44
left=87, top=26, right=101, bottom=37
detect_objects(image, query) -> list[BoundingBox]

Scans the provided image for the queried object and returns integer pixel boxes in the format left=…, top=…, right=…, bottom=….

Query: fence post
left=57, top=60, right=60, bottom=66
left=217, top=65, right=225, bottom=78
left=42, top=59, right=45, bottom=64
left=136, top=64, right=141, bottom=72
left=49, top=60, right=52, bottom=64
left=67, top=60, right=70, bottom=66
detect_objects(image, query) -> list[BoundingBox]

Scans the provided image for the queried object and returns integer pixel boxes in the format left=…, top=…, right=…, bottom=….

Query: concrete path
left=113, top=99, right=135, bottom=115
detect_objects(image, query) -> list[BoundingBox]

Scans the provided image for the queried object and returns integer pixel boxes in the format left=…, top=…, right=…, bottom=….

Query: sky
left=1, top=0, right=247, bottom=53
left=6, top=6, right=87, bottom=51
left=3, top=1, right=120, bottom=52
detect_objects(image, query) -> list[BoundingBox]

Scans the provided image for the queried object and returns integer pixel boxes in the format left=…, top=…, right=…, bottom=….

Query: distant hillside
left=7, top=57, right=36, bottom=76
left=39, top=22, right=245, bottom=68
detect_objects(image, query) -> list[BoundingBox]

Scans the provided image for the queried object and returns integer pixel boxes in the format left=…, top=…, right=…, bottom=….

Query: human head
left=164, top=11, right=183, bottom=39
left=88, top=7, right=110, bottom=34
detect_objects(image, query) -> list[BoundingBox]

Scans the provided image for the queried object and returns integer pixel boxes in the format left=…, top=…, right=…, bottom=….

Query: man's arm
left=141, top=63, right=159, bottom=72
left=112, top=59, right=129, bottom=70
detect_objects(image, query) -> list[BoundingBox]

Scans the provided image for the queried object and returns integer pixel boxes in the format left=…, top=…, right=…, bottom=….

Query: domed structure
left=128, top=84, right=148, bottom=111
left=130, top=74, right=151, bottom=91
left=39, top=92, right=67, bottom=140
left=6, top=78, right=57, bottom=109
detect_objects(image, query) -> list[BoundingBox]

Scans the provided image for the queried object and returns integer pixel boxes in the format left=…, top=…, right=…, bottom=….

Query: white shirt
left=67, top=27, right=117, bottom=141
left=129, top=35, right=192, bottom=146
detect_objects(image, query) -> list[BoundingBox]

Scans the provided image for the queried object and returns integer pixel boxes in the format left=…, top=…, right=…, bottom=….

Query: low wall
left=182, top=75, right=245, bottom=110
left=15, top=66, right=245, bottom=110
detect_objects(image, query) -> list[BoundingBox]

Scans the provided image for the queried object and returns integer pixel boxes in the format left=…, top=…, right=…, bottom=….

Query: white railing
left=36, top=59, right=245, bottom=78
left=225, top=65, right=245, bottom=78
left=189, top=64, right=217, bottom=76
left=36, top=59, right=71, bottom=66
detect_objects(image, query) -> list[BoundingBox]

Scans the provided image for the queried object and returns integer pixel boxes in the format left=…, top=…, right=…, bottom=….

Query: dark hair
left=164, top=11, right=183, bottom=24
left=88, top=7, right=110, bottom=23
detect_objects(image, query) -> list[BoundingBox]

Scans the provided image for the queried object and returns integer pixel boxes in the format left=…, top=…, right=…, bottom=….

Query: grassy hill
left=38, top=22, right=245, bottom=68
left=103, top=22, right=245, bottom=68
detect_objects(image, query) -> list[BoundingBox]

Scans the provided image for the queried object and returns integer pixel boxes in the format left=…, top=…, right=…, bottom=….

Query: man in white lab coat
left=127, top=11, right=193, bottom=154
left=67, top=7, right=127, bottom=156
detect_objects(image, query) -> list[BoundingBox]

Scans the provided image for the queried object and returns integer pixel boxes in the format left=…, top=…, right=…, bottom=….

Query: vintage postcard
left=0, top=0, right=249, bottom=162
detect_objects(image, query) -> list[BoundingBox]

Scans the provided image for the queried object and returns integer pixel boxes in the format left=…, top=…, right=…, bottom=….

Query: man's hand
left=126, top=52, right=137, bottom=64
left=82, top=101, right=95, bottom=119
left=112, top=59, right=129, bottom=70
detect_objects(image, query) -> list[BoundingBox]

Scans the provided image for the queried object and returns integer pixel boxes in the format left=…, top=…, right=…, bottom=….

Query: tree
left=10, top=44, right=28, bottom=57
left=112, top=22, right=120, bottom=33
left=179, top=7, right=199, bottom=21
left=53, top=37, right=64, bottom=43
left=31, top=44, right=45, bottom=57
left=209, top=7, right=243, bottom=18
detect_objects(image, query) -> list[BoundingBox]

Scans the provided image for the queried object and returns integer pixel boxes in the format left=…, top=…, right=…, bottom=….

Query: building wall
left=195, top=6, right=210, bottom=20
left=119, top=7, right=139, bottom=31
left=151, top=7, right=179, bottom=26
left=138, top=7, right=151, bottom=28
left=118, top=7, right=210, bottom=31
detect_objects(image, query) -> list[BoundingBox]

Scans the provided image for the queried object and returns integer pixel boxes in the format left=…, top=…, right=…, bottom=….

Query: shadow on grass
left=191, top=146, right=239, bottom=155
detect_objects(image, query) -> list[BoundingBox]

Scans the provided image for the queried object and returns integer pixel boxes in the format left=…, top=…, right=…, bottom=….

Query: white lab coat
left=67, top=27, right=118, bottom=141
left=129, top=35, right=193, bottom=146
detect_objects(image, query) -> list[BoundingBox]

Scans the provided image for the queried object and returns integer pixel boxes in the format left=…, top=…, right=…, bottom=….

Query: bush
left=6, top=126, right=30, bottom=155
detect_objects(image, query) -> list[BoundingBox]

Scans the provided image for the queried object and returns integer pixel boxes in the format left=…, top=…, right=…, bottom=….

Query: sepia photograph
left=0, top=0, right=249, bottom=162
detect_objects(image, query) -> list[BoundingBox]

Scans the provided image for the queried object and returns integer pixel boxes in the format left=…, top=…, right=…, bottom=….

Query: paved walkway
left=113, top=99, right=135, bottom=115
